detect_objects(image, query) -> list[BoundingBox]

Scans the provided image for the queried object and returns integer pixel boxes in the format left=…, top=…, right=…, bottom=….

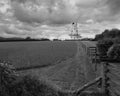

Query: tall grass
left=9, top=75, right=60, bottom=96
left=0, top=62, right=74, bottom=96
left=0, top=61, right=104, bottom=96
left=0, top=62, right=59, bottom=96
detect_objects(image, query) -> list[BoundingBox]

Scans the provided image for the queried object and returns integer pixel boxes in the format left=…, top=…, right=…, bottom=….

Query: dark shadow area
left=0, top=36, right=50, bottom=42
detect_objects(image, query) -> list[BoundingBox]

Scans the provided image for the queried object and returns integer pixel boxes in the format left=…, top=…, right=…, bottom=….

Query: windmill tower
left=69, top=22, right=81, bottom=40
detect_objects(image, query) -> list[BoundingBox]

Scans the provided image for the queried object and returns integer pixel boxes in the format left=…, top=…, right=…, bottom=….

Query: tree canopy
left=94, top=28, right=120, bottom=42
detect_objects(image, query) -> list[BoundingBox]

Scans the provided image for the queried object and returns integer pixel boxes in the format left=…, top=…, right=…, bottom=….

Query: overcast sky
left=0, top=0, right=120, bottom=39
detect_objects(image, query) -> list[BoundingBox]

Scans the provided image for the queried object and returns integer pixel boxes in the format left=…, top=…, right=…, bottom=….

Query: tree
left=97, top=39, right=114, bottom=60
left=107, top=44, right=120, bottom=62
left=0, top=62, right=17, bottom=96
left=94, top=28, right=120, bottom=42
left=26, top=37, right=31, bottom=40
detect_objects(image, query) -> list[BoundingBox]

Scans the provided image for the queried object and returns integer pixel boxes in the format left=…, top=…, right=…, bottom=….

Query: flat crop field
left=0, top=41, right=77, bottom=69
left=18, top=41, right=97, bottom=90
left=0, top=41, right=97, bottom=91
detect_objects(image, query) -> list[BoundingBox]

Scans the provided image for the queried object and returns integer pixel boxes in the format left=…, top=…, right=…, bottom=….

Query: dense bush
left=113, top=37, right=120, bottom=44
left=97, top=39, right=114, bottom=60
left=9, top=75, right=59, bottom=96
left=94, top=28, right=120, bottom=41
left=0, top=62, right=59, bottom=96
left=0, top=61, right=17, bottom=96
left=95, top=28, right=120, bottom=62
left=107, top=44, right=120, bottom=62
left=0, top=61, right=103, bottom=96
left=80, top=91, right=104, bottom=96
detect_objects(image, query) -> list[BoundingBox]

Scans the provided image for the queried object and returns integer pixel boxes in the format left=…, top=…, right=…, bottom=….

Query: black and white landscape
left=0, top=0, right=120, bottom=96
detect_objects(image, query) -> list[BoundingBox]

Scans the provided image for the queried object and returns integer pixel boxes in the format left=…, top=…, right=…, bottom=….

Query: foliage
left=94, top=28, right=120, bottom=42
left=80, top=91, right=104, bottom=96
left=0, top=62, right=59, bottom=96
left=95, top=28, right=120, bottom=62
left=0, top=61, right=17, bottom=96
left=97, top=39, right=114, bottom=59
left=0, top=61, right=105, bottom=96
left=0, top=36, right=50, bottom=42
left=9, top=75, right=59, bottom=96
left=107, top=44, right=120, bottom=62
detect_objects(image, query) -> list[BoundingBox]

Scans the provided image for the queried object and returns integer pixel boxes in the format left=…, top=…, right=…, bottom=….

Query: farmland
left=0, top=41, right=77, bottom=69
left=18, top=41, right=97, bottom=90
left=0, top=41, right=98, bottom=91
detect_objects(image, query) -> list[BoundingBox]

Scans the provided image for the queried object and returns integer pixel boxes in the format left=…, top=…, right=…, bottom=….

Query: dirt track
left=18, top=41, right=97, bottom=91
left=44, top=41, right=96, bottom=90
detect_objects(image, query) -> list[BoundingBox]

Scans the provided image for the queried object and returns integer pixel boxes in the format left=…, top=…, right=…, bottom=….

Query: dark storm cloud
left=106, top=0, right=120, bottom=15
left=94, top=0, right=120, bottom=22
left=12, top=2, right=47, bottom=24
left=11, top=0, right=76, bottom=26
left=9, top=0, right=120, bottom=24
left=0, top=0, right=119, bottom=39
left=11, top=0, right=27, bottom=3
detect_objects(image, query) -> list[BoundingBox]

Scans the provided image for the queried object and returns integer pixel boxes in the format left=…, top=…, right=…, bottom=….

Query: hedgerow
left=0, top=61, right=104, bottom=96
left=0, top=62, right=59, bottom=96
left=107, top=44, right=120, bottom=62
left=97, top=39, right=114, bottom=60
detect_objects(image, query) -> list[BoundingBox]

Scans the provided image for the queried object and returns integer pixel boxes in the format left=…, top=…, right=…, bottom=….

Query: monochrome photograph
left=0, top=0, right=120, bottom=96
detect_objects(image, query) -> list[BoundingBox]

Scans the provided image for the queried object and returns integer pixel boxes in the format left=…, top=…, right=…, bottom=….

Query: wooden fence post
left=73, top=76, right=102, bottom=96
left=101, top=62, right=105, bottom=94
left=101, top=62, right=110, bottom=96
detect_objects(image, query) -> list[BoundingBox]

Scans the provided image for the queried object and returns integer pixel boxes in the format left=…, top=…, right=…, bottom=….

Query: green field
left=0, top=41, right=77, bottom=69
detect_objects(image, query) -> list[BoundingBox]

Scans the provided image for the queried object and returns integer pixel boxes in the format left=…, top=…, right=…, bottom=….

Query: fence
left=101, top=62, right=120, bottom=96
left=71, top=41, right=102, bottom=95
left=81, top=41, right=99, bottom=62
left=78, top=41, right=120, bottom=96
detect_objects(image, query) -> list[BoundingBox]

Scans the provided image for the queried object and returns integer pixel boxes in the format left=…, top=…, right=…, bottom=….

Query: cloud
left=76, top=0, right=98, bottom=8
left=9, top=0, right=120, bottom=24
left=11, top=0, right=27, bottom=3
left=11, top=0, right=76, bottom=26
left=1, top=0, right=120, bottom=39
left=106, top=0, right=120, bottom=15
left=12, top=0, right=120, bottom=25
left=1, top=24, right=29, bottom=36
left=0, top=22, right=68, bottom=39
left=91, top=0, right=120, bottom=23
left=11, top=2, right=48, bottom=24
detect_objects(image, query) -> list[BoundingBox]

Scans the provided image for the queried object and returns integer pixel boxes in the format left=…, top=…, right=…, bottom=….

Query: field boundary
left=14, top=63, right=55, bottom=71
left=101, top=62, right=120, bottom=96
left=80, top=41, right=120, bottom=95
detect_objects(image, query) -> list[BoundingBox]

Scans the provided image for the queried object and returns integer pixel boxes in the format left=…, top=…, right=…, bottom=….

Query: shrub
left=80, top=91, right=104, bottom=96
left=0, top=61, right=17, bottom=96
left=107, top=44, right=120, bottom=62
left=113, top=37, right=120, bottom=44
left=9, top=75, right=59, bottom=96
left=94, top=28, right=120, bottom=41
left=97, top=39, right=114, bottom=60
left=0, top=62, right=59, bottom=96
left=0, top=61, right=104, bottom=96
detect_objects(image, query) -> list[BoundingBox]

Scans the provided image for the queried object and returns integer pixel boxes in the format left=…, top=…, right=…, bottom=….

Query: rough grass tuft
left=0, top=62, right=59, bottom=96
left=0, top=62, right=103, bottom=96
